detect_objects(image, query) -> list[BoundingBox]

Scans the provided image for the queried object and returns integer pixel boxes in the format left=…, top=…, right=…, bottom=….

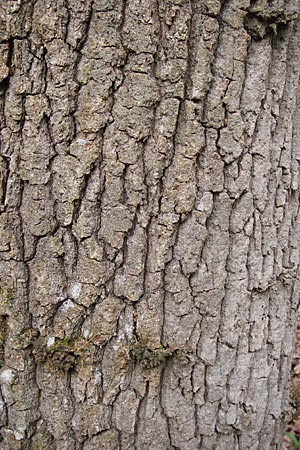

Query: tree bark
left=1, top=0, right=300, bottom=449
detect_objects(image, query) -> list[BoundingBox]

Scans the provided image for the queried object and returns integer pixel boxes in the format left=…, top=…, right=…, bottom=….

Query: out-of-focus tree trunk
left=1, top=0, right=300, bottom=449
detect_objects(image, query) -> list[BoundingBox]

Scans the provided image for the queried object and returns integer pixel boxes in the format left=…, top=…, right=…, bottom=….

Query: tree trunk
left=1, top=0, right=300, bottom=449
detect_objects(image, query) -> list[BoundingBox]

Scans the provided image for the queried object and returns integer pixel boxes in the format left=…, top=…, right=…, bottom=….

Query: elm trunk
left=1, top=0, right=300, bottom=449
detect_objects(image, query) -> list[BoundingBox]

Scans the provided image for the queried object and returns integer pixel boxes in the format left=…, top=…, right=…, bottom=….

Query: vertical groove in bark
left=1, top=0, right=300, bottom=449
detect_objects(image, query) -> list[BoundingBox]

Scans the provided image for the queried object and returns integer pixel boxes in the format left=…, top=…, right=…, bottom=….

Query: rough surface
left=1, top=0, right=300, bottom=449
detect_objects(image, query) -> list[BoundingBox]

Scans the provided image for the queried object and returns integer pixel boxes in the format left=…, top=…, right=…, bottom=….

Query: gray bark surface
left=1, top=0, right=300, bottom=449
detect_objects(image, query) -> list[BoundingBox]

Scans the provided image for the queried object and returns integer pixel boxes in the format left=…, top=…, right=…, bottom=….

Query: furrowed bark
left=1, top=1, right=300, bottom=449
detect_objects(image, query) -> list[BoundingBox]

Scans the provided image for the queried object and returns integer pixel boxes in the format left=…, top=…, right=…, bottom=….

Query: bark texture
left=1, top=0, right=300, bottom=449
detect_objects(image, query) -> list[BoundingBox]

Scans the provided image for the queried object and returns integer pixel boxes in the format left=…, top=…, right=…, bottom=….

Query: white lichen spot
left=159, top=124, right=166, bottom=134
left=70, top=282, right=81, bottom=299
left=94, top=369, right=102, bottom=384
left=124, top=323, right=133, bottom=339
left=76, top=138, right=86, bottom=145
left=0, top=369, right=14, bottom=384
left=61, top=299, right=76, bottom=311
left=81, top=317, right=91, bottom=339
left=14, top=429, right=25, bottom=441
left=116, top=332, right=124, bottom=341
left=47, top=337, right=55, bottom=347
left=82, top=327, right=90, bottom=339
left=195, top=191, right=213, bottom=213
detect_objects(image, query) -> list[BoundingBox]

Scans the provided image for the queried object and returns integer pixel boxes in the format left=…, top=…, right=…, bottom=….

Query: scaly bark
left=1, top=0, right=300, bottom=449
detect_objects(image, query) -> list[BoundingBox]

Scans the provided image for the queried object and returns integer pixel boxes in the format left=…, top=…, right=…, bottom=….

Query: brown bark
left=1, top=0, right=300, bottom=449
